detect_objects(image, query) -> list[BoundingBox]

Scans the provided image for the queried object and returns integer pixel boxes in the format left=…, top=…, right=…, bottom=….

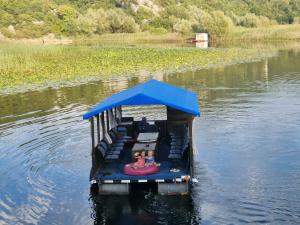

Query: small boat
left=83, top=79, right=201, bottom=195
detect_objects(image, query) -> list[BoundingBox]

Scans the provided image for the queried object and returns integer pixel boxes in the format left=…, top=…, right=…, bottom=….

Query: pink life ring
left=123, top=164, right=159, bottom=176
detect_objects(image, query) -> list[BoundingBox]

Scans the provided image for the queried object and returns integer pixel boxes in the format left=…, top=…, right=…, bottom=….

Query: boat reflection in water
left=90, top=185, right=200, bottom=225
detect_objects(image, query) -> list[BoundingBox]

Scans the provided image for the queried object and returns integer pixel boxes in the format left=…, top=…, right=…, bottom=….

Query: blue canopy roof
left=83, top=79, right=200, bottom=119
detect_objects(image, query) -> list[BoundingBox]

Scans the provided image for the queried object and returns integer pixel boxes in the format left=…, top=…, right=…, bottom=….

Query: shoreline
left=1, top=25, right=300, bottom=46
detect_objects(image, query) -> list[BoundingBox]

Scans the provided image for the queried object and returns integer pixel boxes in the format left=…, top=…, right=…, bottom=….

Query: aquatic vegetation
left=0, top=43, right=273, bottom=89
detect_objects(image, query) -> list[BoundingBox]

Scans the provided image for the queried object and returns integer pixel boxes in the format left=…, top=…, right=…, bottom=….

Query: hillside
left=1, top=0, right=300, bottom=38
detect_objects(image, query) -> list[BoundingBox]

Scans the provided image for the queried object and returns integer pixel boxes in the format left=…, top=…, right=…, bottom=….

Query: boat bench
left=168, top=131, right=189, bottom=159
left=97, top=130, right=129, bottom=161
left=98, top=141, right=123, bottom=161
left=109, top=127, right=131, bottom=143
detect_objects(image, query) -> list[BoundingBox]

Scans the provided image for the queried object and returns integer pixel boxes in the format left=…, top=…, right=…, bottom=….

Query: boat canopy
left=83, top=79, right=200, bottom=120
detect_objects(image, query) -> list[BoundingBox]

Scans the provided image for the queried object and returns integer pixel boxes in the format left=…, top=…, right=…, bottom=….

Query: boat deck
left=96, top=138, right=189, bottom=183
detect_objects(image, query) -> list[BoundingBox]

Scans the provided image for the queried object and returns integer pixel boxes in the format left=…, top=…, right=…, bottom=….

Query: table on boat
left=132, top=143, right=157, bottom=158
left=137, top=132, right=159, bottom=143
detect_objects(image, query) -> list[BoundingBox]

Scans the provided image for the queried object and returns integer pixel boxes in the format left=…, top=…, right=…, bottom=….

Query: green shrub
left=135, top=6, right=154, bottom=22
left=165, top=5, right=190, bottom=20
left=173, top=19, right=193, bottom=35
left=147, top=27, right=168, bottom=34
left=56, top=5, right=77, bottom=20
left=0, top=12, right=16, bottom=27
left=211, top=11, right=233, bottom=36
left=190, top=8, right=233, bottom=37
left=107, top=9, right=139, bottom=33
left=239, top=13, right=260, bottom=28
left=227, top=11, right=242, bottom=26
left=258, top=16, right=275, bottom=26
left=293, top=17, right=300, bottom=24
left=122, top=17, right=140, bottom=33
left=149, top=16, right=173, bottom=31
left=77, top=8, right=109, bottom=35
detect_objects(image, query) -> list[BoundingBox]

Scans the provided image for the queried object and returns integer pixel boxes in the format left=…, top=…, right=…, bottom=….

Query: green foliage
left=0, top=0, right=300, bottom=37
left=107, top=9, right=139, bottom=33
left=149, top=16, right=173, bottom=30
left=239, top=13, right=260, bottom=28
left=190, top=8, right=233, bottom=37
left=293, top=17, right=300, bottom=24
left=165, top=5, right=190, bottom=20
left=56, top=4, right=77, bottom=20
left=238, top=13, right=275, bottom=28
left=173, top=19, right=193, bottom=35
left=77, top=8, right=109, bottom=35
left=147, top=27, right=168, bottom=34
left=135, top=6, right=154, bottom=22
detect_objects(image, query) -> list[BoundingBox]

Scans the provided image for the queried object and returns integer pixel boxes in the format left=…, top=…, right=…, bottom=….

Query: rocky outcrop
left=131, top=0, right=161, bottom=15
left=8, top=25, right=16, bottom=34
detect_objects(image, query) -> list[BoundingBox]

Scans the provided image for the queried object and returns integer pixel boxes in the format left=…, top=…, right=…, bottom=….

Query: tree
left=107, top=9, right=139, bottom=33
left=77, top=8, right=109, bottom=35
left=173, top=19, right=193, bottom=34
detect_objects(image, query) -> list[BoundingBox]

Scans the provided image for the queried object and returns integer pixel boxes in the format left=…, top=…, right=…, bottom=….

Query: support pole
left=119, top=106, right=122, bottom=119
left=116, top=106, right=121, bottom=122
left=96, top=114, right=100, bottom=144
left=188, top=119, right=194, bottom=177
left=90, top=117, right=95, bottom=150
left=90, top=117, right=96, bottom=180
left=101, top=113, right=105, bottom=136
left=114, top=107, right=117, bottom=117
left=106, top=110, right=109, bottom=131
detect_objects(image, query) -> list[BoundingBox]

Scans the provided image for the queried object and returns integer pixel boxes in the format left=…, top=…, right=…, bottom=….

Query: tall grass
left=226, top=24, right=300, bottom=41
left=0, top=43, right=273, bottom=88
left=73, top=32, right=187, bottom=46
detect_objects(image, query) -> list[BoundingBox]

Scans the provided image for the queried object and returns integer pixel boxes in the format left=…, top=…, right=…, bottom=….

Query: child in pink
left=132, top=151, right=145, bottom=168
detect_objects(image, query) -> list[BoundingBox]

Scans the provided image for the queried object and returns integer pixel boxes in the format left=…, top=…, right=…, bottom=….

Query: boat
left=83, top=79, right=201, bottom=195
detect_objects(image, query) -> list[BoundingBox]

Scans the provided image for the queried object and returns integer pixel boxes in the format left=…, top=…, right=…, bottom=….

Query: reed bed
left=227, top=24, right=300, bottom=41
left=0, top=43, right=273, bottom=88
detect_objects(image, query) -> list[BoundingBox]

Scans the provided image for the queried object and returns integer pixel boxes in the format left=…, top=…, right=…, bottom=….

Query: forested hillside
left=1, top=0, right=300, bottom=38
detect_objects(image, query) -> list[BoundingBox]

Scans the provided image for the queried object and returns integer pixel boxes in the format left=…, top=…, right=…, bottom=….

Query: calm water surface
left=0, top=49, right=300, bottom=225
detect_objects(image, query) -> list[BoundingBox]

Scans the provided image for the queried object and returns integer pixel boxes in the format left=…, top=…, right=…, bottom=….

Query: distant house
left=195, top=33, right=208, bottom=48
left=195, top=33, right=208, bottom=42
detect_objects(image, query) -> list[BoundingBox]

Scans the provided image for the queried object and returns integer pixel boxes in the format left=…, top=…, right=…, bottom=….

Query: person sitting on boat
left=145, top=150, right=155, bottom=166
left=131, top=151, right=145, bottom=169
left=145, top=150, right=160, bottom=166
left=138, top=117, right=149, bottom=133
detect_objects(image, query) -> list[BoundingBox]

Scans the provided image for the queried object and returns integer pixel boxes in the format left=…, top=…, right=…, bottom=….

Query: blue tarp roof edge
left=83, top=79, right=200, bottom=119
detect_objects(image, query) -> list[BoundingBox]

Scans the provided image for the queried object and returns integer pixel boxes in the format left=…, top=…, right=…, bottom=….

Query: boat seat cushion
left=98, top=146, right=106, bottom=157
left=105, top=154, right=119, bottom=160
left=169, top=149, right=182, bottom=154
left=171, top=140, right=183, bottom=144
left=170, top=146, right=182, bottom=150
left=111, top=143, right=124, bottom=148
left=111, top=146, right=123, bottom=151
left=107, top=150, right=121, bottom=155
left=168, top=153, right=181, bottom=159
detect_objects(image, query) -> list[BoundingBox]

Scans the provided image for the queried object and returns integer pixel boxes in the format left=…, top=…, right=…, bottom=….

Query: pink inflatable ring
left=123, top=164, right=159, bottom=176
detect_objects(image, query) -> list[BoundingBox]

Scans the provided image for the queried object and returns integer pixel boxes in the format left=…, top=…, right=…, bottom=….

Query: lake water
left=0, top=48, right=300, bottom=225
